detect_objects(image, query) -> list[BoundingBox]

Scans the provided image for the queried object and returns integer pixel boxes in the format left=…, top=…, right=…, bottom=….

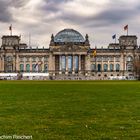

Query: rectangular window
left=32, top=57, right=36, bottom=62
left=115, top=56, right=120, bottom=62
left=103, top=56, right=108, bottom=62
left=44, top=56, right=48, bottom=62
left=26, top=57, right=30, bottom=62
left=109, top=57, right=114, bottom=61
left=96, top=56, right=102, bottom=62
left=19, top=57, right=24, bottom=62
left=38, top=57, right=42, bottom=61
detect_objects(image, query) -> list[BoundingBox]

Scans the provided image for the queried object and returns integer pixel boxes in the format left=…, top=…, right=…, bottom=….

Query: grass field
left=0, top=81, right=140, bottom=140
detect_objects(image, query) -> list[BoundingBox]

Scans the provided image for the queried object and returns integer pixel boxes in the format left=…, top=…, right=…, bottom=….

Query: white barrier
left=22, top=73, right=49, bottom=77
left=22, top=73, right=49, bottom=80
left=0, top=73, right=49, bottom=80
left=0, top=73, right=18, bottom=80
left=0, top=73, right=18, bottom=77
left=108, top=76, right=135, bottom=80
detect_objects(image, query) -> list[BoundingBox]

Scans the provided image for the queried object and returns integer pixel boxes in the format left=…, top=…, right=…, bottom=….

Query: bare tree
left=134, top=60, right=140, bottom=80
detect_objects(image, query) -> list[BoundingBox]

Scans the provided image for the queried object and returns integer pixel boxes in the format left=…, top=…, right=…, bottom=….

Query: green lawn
left=0, top=81, right=140, bottom=140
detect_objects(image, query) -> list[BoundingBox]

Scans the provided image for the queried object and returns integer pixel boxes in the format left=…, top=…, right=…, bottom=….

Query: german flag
left=9, top=25, right=12, bottom=31
left=93, top=48, right=96, bottom=57
left=124, top=25, right=128, bottom=31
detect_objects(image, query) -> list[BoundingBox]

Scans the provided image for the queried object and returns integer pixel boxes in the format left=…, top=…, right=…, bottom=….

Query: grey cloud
left=0, top=1, right=12, bottom=22
left=54, top=2, right=140, bottom=28
left=41, top=0, right=71, bottom=13
left=44, top=0, right=69, bottom=4
left=88, top=1, right=140, bottom=27
left=86, top=8, right=136, bottom=28
left=9, top=0, right=29, bottom=8
left=0, top=0, right=29, bottom=22
left=94, top=8, right=135, bottom=23
left=0, top=0, right=140, bottom=47
left=42, top=4, right=59, bottom=14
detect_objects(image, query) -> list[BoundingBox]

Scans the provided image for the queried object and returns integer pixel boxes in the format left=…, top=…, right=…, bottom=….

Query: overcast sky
left=0, top=0, right=140, bottom=48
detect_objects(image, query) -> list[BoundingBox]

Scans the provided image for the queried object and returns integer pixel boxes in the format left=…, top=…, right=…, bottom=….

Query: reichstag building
left=0, top=28, right=139, bottom=80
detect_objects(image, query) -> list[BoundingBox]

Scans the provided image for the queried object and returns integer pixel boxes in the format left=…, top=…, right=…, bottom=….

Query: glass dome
left=54, top=29, right=85, bottom=43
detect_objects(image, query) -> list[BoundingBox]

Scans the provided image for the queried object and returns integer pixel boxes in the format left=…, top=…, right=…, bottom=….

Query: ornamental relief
left=51, top=45, right=88, bottom=52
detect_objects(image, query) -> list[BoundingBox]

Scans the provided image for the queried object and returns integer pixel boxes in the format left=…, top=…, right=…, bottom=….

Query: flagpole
left=10, top=29, right=12, bottom=36
left=19, top=34, right=21, bottom=42
left=29, top=33, right=31, bottom=48
left=10, top=24, right=12, bottom=36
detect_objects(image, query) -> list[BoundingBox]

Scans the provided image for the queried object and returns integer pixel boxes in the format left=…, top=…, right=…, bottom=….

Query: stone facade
left=0, top=29, right=139, bottom=80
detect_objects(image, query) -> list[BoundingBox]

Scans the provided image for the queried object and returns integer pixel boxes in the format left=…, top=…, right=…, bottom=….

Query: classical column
left=66, top=55, right=68, bottom=74
left=124, top=55, right=126, bottom=71
left=120, top=52, right=124, bottom=75
left=101, top=56, right=103, bottom=72
left=79, top=55, right=81, bottom=73
left=107, top=57, right=109, bottom=72
left=113, top=56, right=115, bottom=71
left=120, top=52, right=124, bottom=71
left=30, top=57, right=32, bottom=72
left=1, top=55, right=5, bottom=72
left=72, top=55, right=75, bottom=74
left=85, top=55, right=91, bottom=74
left=59, top=55, right=62, bottom=74
left=13, top=55, right=16, bottom=72
left=24, top=60, right=26, bottom=72
left=53, top=55, right=55, bottom=76
left=49, top=54, right=54, bottom=75
left=16, top=54, right=19, bottom=72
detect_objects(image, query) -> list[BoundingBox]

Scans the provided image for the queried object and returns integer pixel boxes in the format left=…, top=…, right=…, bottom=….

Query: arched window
left=26, top=57, right=30, bottom=62
left=38, top=64, right=42, bottom=72
left=115, top=56, right=120, bottom=62
left=20, top=64, right=24, bottom=72
left=91, top=64, right=96, bottom=72
left=104, top=64, right=108, bottom=72
left=26, top=64, right=30, bottom=72
left=103, top=56, right=108, bottom=61
left=97, top=56, right=102, bottom=62
left=110, top=64, right=114, bottom=72
left=116, top=64, right=120, bottom=72
left=44, top=64, right=48, bottom=72
left=6, top=56, right=13, bottom=62
left=127, top=56, right=133, bottom=62
left=97, top=64, right=101, bottom=72
left=127, top=63, right=133, bottom=72
left=109, top=56, right=114, bottom=61
left=32, top=57, right=36, bottom=62
left=32, top=64, right=36, bottom=72
left=44, top=56, right=48, bottom=62
left=20, top=57, right=24, bottom=62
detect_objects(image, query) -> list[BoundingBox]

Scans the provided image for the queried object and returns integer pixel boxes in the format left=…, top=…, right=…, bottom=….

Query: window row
left=19, top=56, right=48, bottom=62
left=94, top=56, right=134, bottom=62
left=19, top=64, right=48, bottom=72
left=91, top=64, right=120, bottom=72
left=93, top=56, right=120, bottom=62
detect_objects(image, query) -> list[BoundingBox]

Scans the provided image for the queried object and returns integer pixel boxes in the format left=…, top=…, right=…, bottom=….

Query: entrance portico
left=50, top=29, right=90, bottom=77
left=55, top=55, right=85, bottom=75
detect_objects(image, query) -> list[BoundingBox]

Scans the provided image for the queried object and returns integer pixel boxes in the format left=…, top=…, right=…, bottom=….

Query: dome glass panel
left=54, top=29, right=85, bottom=43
